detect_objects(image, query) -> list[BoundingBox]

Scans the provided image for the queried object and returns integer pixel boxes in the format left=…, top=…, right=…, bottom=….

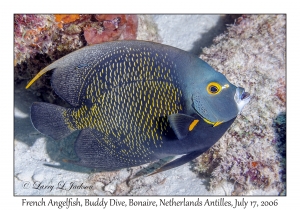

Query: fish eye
left=207, top=82, right=222, bottom=95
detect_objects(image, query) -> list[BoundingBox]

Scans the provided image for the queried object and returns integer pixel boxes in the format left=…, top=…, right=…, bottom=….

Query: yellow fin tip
left=25, top=67, right=53, bottom=89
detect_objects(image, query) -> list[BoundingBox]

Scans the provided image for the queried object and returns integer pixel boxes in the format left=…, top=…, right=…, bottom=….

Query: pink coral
left=14, top=14, right=139, bottom=65
left=14, top=15, right=56, bottom=64
left=275, top=78, right=286, bottom=103
left=121, top=15, right=138, bottom=40
left=84, top=15, right=138, bottom=45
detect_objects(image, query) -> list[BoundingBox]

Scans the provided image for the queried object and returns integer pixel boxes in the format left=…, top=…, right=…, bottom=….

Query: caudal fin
left=30, top=102, right=75, bottom=140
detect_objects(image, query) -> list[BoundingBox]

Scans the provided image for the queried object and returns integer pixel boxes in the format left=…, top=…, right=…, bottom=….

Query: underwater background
left=14, top=14, right=286, bottom=195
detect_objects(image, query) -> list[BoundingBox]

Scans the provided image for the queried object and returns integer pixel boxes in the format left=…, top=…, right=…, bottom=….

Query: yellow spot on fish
left=189, top=120, right=199, bottom=131
left=213, top=121, right=223, bottom=127
left=203, top=118, right=215, bottom=125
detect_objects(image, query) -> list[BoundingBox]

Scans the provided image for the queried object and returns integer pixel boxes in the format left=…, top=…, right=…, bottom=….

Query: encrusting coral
left=14, top=14, right=140, bottom=66
left=14, top=14, right=158, bottom=103
left=193, top=15, right=286, bottom=195
left=84, top=15, right=138, bottom=45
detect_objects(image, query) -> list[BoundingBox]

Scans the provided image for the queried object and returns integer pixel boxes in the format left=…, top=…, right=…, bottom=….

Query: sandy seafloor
left=14, top=15, right=282, bottom=196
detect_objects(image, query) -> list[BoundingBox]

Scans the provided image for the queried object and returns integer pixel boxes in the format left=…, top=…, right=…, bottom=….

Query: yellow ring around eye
left=207, top=82, right=222, bottom=95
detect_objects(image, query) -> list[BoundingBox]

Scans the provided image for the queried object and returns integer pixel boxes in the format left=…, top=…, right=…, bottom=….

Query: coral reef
left=14, top=14, right=159, bottom=102
left=193, top=15, right=286, bottom=195
left=84, top=15, right=138, bottom=45
left=54, top=14, right=81, bottom=29
left=14, top=14, right=140, bottom=66
left=14, top=14, right=84, bottom=66
left=14, top=15, right=57, bottom=65
left=14, top=14, right=85, bottom=92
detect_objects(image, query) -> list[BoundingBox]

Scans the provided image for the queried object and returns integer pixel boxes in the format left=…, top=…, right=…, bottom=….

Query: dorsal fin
left=25, top=46, right=98, bottom=107
left=25, top=46, right=87, bottom=90
left=25, top=65, right=56, bottom=89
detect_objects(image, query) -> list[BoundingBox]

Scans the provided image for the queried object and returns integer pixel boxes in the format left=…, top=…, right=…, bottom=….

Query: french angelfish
left=26, top=40, right=250, bottom=174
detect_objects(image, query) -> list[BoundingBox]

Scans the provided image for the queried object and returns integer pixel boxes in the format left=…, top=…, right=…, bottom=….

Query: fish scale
left=27, top=40, right=250, bottom=172
left=62, top=49, right=183, bottom=161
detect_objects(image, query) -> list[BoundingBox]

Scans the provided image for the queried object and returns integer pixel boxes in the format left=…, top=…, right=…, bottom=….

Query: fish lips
left=234, top=87, right=251, bottom=114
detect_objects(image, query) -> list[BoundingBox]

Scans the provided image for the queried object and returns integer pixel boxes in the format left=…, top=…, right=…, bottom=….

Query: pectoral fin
left=168, top=113, right=199, bottom=140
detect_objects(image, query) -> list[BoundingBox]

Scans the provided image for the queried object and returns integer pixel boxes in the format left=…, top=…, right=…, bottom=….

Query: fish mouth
left=234, top=87, right=251, bottom=114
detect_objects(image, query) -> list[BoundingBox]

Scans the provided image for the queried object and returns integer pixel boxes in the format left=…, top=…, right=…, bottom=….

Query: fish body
left=27, top=40, right=250, bottom=172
